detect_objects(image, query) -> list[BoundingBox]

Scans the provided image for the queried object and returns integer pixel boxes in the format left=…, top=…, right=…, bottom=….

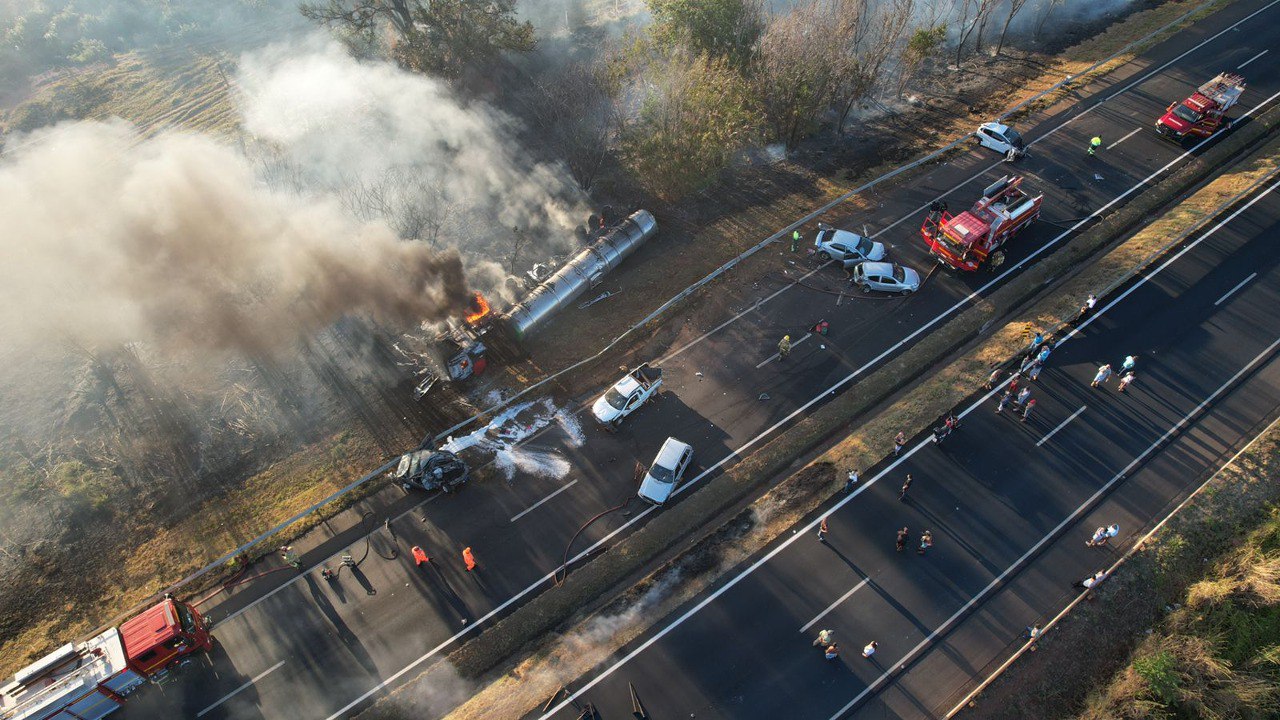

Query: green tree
left=647, top=0, right=762, bottom=69
left=897, top=25, right=946, bottom=98
left=300, top=0, right=535, bottom=79
left=621, top=54, right=760, bottom=199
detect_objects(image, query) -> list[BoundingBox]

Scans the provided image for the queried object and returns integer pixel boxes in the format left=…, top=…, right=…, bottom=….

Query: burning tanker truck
left=423, top=209, right=658, bottom=389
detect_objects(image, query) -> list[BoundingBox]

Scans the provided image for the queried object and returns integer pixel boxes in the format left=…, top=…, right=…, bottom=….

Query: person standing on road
left=1076, top=294, right=1097, bottom=323
left=825, top=643, right=840, bottom=660
left=862, top=641, right=877, bottom=659
left=986, top=367, right=1002, bottom=390
left=1027, top=361, right=1044, bottom=382
left=997, top=390, right=1013, bottom=414
left=918, top=530, right=934, bottom=555
left=1073, top=570, right=1107, bottom=590
left=844, top=469, right=860, bottom=494
left=813, top=629, right=835, bottom=648
left=1120, top=355, right=1136, bottom=374
left=1021, top=398, right=1037, bottom=422
left=896, top=526, right=909, bottom=552
left=1118, top=372, right=1136, bottom=393
left=1088, top=524, right=1120, bottom=547
left=899, top=474, right=913, bottom=501
left=1015, top=387, right=1032, bottom=408
left=893, top=431, right=907, bottom=456
left=1091, top=363, right=1113, bottom=388
left=280, top=545, right=301, bottom=570
left=778, top=335, right=792, bottom=359
left=1008, top=374, right=1021, bottom=396
left=791, top=229, right=802, bottom=252
left=1088, top=136, right=1102, bottom=156
left=1037, top=345, right=1052, bottom=365
left=817, top=517, right=829, bottom=543
left=1028, top=331, right=1045, bottom=353
left=463, top=546, right=478, bottom=572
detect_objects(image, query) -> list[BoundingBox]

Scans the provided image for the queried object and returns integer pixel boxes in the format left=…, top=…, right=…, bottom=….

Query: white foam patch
left=557, top=409, right=586, bottom=448
left=443, top=397, right=576, bottom=481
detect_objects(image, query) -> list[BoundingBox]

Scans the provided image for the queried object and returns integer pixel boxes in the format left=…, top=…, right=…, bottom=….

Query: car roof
left=980, top=122, right=1009, bottom=134
left=857, top=261, right=894, bottom=275
left=827, top=228, right=865, bottom=244
left=653, top=437, right=691, bottom=467
left=613, top=374, right=641, bottom=396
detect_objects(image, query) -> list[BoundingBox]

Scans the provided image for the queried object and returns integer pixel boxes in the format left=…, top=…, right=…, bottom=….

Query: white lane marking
left=540, top=164, right=1280, bottom=720
left=828, top=334, right=1280, bottom=719
left=1215, top=272, right=1258, bottom=306
left=510, top=480, right=579, bottom=523
left=757, top=332, right=813, bottom=368
left=197, top=660, right=285, bottom=717
left=323, top=51, right=1280, bottom=720
left=1036, top=406, right=1087, bottom=447
left=1239, top=49, right=1269, bottom=69
left=1106, top=128, right=1142, bottom=150
left=800, top=578, right=871, bottom=633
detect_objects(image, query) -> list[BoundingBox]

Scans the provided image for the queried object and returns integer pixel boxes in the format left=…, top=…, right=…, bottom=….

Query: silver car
left=850, top=261, right=921, bottom=295
left=637, top=437, right=693, bottom=506
left=814, top=227, right=885, bottom=263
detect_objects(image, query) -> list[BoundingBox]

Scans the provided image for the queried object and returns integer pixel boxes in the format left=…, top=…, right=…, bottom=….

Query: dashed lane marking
left=510, top=480, right=579, bottom=523
left=800, top=578, right=871, bottom=633
left=757, top=332, right=813, bottom=368
left=1239, top=49, right=1269, bottom=69
left=1106, top=128, right=1142, bottom=150
left=1037, top=406, right=1087, bottom=447
left=197, top=661, right=286, bottom=718
left=1215, top=272, right=1258, bottom=306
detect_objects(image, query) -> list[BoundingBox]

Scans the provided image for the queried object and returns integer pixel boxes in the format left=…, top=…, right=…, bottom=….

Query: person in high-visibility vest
left=462, top=546, right=477, bottom=571
left=791, top=229, right=801, bottom=252
left=778, top=335, right=792, bottom=359
left=1088, top=136, right=1102, bottom=155
left=412, top=546, right=430, bottom=567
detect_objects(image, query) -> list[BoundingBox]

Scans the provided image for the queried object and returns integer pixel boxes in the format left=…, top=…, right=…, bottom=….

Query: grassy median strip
left=355, top=105, right=1280, bottom=719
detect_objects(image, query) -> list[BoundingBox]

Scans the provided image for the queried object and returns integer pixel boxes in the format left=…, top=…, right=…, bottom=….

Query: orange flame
left=464, top=292, right=491, bottom=325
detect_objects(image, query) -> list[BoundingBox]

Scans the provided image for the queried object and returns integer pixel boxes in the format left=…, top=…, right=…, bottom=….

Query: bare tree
left=508, top=226, right=532, bottom=273
left=995, top=0, right=1032, bottom=55
left=753, top=1, right=845, bottom=147
left=520, top=63, right=618, bottom=192
left=954, top=0, right=999, bottom=65
left=1034, top=0, right=1065, bottom=39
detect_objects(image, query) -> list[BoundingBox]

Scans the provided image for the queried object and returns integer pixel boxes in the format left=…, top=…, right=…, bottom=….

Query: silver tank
left=504, top=210, right=657, bottom=337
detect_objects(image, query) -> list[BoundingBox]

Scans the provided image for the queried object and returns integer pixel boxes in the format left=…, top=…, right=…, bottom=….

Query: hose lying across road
left=189, top=511, right=399, bottom=607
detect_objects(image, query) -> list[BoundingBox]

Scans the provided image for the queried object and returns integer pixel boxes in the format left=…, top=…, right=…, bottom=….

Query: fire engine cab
left=1156, top=73, right=1245, bottom=142
left=921, top=175, right=1043, bottom=272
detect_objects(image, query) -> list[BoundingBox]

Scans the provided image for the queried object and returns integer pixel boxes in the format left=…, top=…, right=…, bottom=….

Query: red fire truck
left=1155, top=73, right=1245, bottom=142
left=921, top=175, right=1043, bottom=272
left=0, top=596, right=213, bottom=720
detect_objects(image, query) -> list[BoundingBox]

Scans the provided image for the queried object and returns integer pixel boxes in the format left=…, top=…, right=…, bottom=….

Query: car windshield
left=1172, top=104, right=1202, bottom=123
left=856, top=236, right=873, bottom=254
left=648, top=464, right=675, bottom=484
left=604, top=388, right=628, bottom=410
left=175, top=603, right=196, bottom=633
left=1006, top=129, right=1023, bottom=145
left=893, top=266, right=907, bottom=282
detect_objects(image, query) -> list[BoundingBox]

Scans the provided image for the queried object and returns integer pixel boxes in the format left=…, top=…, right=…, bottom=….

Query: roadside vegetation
left=0, top=0, right=1234, bottom=684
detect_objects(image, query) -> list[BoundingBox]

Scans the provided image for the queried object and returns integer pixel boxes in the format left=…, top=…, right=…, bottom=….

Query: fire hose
left=190, top=511, right=400, bottom=607
left=553, top=464, right=645, bottom=587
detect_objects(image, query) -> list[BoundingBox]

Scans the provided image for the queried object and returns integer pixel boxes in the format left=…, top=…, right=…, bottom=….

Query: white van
left=637, top=437, right=694, bottom=506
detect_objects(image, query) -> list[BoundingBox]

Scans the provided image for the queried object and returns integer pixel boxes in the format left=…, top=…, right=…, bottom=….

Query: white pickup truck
left=591, top=363, right=663, bottom=428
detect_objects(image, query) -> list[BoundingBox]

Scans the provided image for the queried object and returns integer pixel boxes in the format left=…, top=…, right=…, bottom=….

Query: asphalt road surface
left=120, top=2, right=1280, bottom=717
left=537, top=176, right=1280, bottom=719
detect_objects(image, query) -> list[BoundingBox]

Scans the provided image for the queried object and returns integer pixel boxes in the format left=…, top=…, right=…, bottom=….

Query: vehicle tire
left=861, top=284, right=871, bottom=294
left=901, top=289, right=911, bottom=296
left=817, top=251, right=831, bottom=261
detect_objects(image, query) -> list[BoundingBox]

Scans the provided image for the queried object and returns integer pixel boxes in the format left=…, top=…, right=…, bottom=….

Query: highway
left=537, top=176, right=1280, bottom=719
left=119, top=1, right=1280, bottom=717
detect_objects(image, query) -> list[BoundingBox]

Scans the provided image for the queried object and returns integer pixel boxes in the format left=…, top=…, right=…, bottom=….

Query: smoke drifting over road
left=0, top=120, right=470, bottom=356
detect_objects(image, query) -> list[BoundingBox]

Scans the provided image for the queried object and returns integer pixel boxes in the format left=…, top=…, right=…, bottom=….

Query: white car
left=850, top=261, right=921, bottom=295
left=591, top=363, right=662, bottom=428
left=814, top=227, right=885, bottom=263
left=975, top=122, right=1024, bottom=155
left=637, top=437, right=693, bottom=506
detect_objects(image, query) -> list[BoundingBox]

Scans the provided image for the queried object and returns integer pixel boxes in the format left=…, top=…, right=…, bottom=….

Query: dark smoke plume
left=0, top=120, right=470, bottom=356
